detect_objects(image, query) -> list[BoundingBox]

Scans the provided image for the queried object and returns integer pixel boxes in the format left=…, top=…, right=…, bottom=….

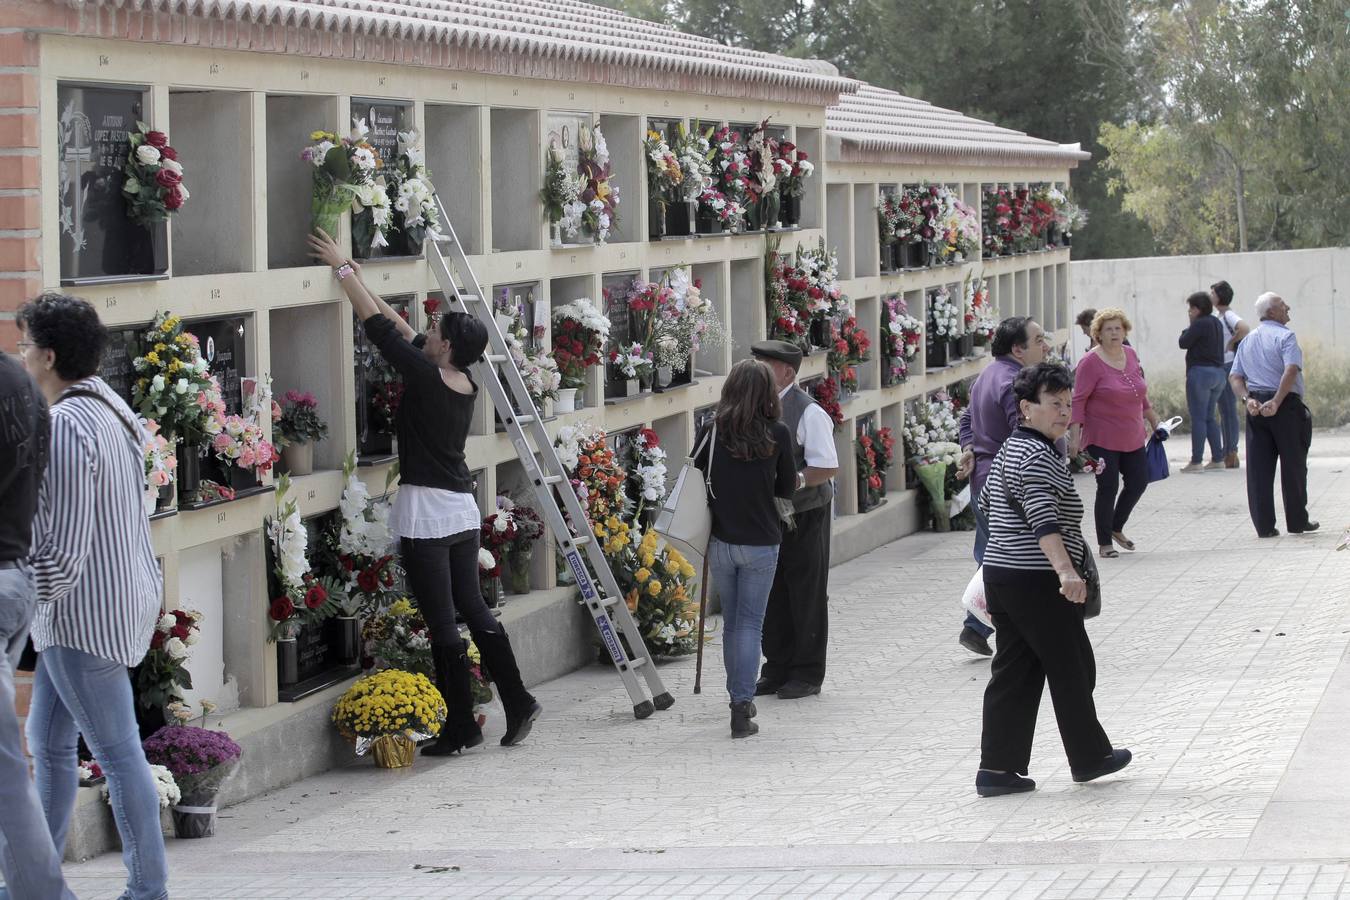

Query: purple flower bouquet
left=143, top=725, right=242, bottom=837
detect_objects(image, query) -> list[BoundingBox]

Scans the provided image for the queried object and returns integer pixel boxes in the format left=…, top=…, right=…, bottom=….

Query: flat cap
left=750, top=339, right=803, bottom=367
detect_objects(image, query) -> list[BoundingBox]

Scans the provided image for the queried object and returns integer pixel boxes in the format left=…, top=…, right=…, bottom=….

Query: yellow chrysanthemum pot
left=371, top=733, right=417, bottom=769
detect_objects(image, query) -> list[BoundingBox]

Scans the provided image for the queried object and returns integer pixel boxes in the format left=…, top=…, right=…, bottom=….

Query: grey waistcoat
left=780, top=383, right=834, bottom=513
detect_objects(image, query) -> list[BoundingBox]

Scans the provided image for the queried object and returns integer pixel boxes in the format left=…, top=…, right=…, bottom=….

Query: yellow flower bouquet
left=331, top=669, right=446, bottom=767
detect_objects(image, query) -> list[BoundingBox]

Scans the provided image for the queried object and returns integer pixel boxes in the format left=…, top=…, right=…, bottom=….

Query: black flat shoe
left=959, top=626, right=993, bottom=657
left=754, top=678, right=782, bottom=697
left=501, top=700, right=543, bottom=747
left=1258, top=528, right=1281, bottom=538
left=1290, top=521, right=1320, bottom=534
left=1072, top=748, right=1132, bottom=783
left=776, top=680, right=821, bottom=700
left=975, top=770, right=1036, bottom=797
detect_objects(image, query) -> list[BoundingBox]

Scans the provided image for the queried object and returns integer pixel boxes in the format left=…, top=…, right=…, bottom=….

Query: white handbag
left=654, top=423, right=716, bottom=562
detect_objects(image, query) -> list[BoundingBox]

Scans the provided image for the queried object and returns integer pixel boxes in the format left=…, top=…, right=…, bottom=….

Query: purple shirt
left=959, top=355, right=1022, bottom=498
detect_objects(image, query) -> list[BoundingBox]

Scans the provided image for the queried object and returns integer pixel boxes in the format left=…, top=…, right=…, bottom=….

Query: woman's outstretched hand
left=306, top=228, right=345, bottom=269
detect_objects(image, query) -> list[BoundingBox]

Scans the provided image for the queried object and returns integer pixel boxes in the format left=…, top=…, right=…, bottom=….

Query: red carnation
left=340, top=555, right=354, bottom=572
left=155, top=169, right=182, bottom=189
left=269, top=596, right=294, bottom=622
left=145, top=130, right=168, bottom=148
left=304, top=584, right=328, bottom=609
left=163, top=188, right=185, bottom=211
left=357, top=569, right=379, bottom=593
left=159, top=145, right=178, bottom=161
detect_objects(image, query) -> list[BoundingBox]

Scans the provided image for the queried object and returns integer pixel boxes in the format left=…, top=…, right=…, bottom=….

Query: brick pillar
left=0, top=27, right=42, bottom=353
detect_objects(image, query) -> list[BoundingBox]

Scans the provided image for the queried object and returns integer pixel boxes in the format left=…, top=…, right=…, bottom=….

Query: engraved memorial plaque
left=97, top=326, right=141, bottom=406
left=601, top=273, right=637, bottom=398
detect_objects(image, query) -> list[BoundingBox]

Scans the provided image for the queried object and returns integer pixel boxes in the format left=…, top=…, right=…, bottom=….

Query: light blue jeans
left=27, top=645, right=168, bottom=900
left=0, top=566, right=75, bottom=900
left=1186, top=365, right=1227, bottom=464
left=709, top=539, right=780, bottom=704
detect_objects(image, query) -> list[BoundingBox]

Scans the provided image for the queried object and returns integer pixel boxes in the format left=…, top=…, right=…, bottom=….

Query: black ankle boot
left=473, top=626, right=544, bottom=747
left=423, top=643, right=484, bottom=757
left=730, top=701, right=758, bottom=738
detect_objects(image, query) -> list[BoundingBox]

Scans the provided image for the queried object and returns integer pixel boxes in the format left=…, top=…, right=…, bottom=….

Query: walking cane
left=693, top=549, right=711, bottom=694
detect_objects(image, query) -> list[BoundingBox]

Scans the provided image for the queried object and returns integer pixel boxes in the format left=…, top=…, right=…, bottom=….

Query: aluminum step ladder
left=423, top=197, right=674, bottom=719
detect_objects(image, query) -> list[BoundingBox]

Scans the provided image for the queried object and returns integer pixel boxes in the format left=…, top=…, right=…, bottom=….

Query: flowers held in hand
left=122, top=122, right=188, bottom=226
left=1073, top=452, right=1108, bottom=475
left=304, top=120, right=390, bottom=252
left=551, top=299, right=610, bottom=390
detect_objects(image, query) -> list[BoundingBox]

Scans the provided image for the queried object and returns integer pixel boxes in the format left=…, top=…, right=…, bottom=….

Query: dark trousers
left=979, top=573, right=1112, bottom=773
left=1086, top=444, right=1149, bottom=547
left=1245, top=393, right=1313, bottom=534
left=400, top=531, right=533, bottom=724
left=964, top=503, right=994, bottom=639
left=760, top=503, right=831, bottom=687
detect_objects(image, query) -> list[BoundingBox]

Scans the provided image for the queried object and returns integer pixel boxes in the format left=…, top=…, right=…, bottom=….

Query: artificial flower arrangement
left=114, top=764, right=180, bottom=810
left=320, top=453, right=396, bottom=617
left=551, top=299, right=610, bottom=391
left=122, top=123, right=189, bottom=227
left=665, top=267, right=728, bottom=373
left=266, top=475, right=340, bottom=641
left=624, top=427, right=668, bottom=524
left=274, top=390, right=329, bottom=448
left=881, top=295, right=923, bottom=386
left=555, top=423, right=632, bottom=527
left=857, top=425, right=884, bottom=507
left=709, top=125, right=751, bottom=230
left=489, top=495, right=545, bottom=595
left=134, top=607, right=202, bottom=722
left=491, top=295, right=560, bottom=409
left=361, top=597, right=432, bottom=678
left=942, top=195, right=983, bottom=262
left=578, top=124, right=620, bottom=244
left=211, top=376, right=279, bottom=478
left=302, top=119, right=391, bottom=253
left=480, top=504, right=518, bottom=591
left=141, top=417, right=176, bottom=497
left=878, top=188, right=923, bottom=248
left=541, top=140, right=586, bottom=242
left=386, top=129, right=442, bottom=253
left=132, top=312, right=218, bottom=446
left=142, top=724, right=242, bottom=836
left=355, top=306, right=409, bottom=435
left=766, top=239, right=848, bottom=351
left=644, top=129, right=684, bottom=211
left=673, top=122, right=714, bottom=204
left=905, top=392, right=964, bottom=531
left=810, top=375, right=844, bottom=428
left=927, top=286, right=962, bottom=343
left=331, top=668, right=446, bottom=766
left=775, top=138, right=814, bottom=199
left=966, top=276, right=998, bottom=345
left=982, top=185, right=1013, bottom=256
left=743, top=119, right=779, bottom=227
left=609, top=341, right=655, bottom=383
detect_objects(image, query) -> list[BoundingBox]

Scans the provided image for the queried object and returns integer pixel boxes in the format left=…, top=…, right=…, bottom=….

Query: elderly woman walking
left=1069, top=308, right=1162, bottom=559
left=975, top=363, right=1130, bottom=797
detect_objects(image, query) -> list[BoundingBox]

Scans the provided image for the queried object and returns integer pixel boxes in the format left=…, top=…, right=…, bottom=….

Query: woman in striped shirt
left=975, top=363, right=1130, bottom=798
left=18, top=294, right=167, bottom=899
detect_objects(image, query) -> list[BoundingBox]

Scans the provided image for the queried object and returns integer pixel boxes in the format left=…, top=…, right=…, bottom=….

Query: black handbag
left=996, top=454, right=1101, bottom=618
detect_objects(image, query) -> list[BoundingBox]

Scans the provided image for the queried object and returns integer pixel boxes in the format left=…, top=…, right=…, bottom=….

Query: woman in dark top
left=693, top=359, right=796, bottom=738
left=308, top=230, right=541, bottom=756
left=976, top=363, right=1130, bottom=797
left=1178, top=291, right=1227, bottom=472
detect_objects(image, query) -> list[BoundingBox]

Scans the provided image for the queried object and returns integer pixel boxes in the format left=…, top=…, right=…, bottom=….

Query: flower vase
left=143, top=489, right=158, bottom=517
left=171, top=791, right=219, bottom=839
left=655, top=366, right=673, bottom=392
left=335, top=616, right=360, bottom=666
left=780, top=192, right=801, bottom=227
left=957, top=334, right=974, bottom=358
left=281, top=442, right=314, bottom=477
left=948, top=338, right=963, bottom=362
left=480, top=576, right=502, bottom=609
left=228, top=464, right=257, bottom=492
left=505, top=546, right=533, bottom=595
left=277, top=638, right=299, bottom=688
left=648, top=198, right=667, bottom=240
left=549, top=221, right=563, bottom=248
left=555, top=387, right=578, bottom=414
left=176, top=442, right=202, bottom=506
left=925, top=337, right=949, bottom=370
left=695, top=209, right=723, bottom=235
left=625, top=378, right=642, bottom=398
left=1062, top=232, right=1073, bottom=247
left=371, top=734, right=416, bottom=769
left=902, top=240, right=924, bottom=269
left=880, top=242, right=895, bottom=273
left=667, top=200, right=694, bottom=236
left=156, top=483, right=174, bottom=513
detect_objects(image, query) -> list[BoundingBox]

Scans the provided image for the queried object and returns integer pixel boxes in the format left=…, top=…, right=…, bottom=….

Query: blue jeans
left=964, top=503, right=994, bottom=638
left=1218, top=361, right=1240, bottom=456
left=27, top=646, right=168, bottom=900
left=709, top=539, right=780, bottom=704
left=1186, top=365, right=1226, bottom=464
left=0, top=567, right=74, bottom=900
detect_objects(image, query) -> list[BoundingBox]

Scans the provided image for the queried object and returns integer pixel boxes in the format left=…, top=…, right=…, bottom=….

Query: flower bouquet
left=142, top=725, right=242, bottom=838
left=140, top=417, right=176, bottom=512
left=496, top=496, right=544, bottom=594
left=302, top=120, right=391, bottom=253
left=617, top=529, right=701, bottom=658
left=775, top=139, right=813, bottom=225
left=331, top=669, right=446, bottom=768
left=609, top=341, right=655, bottom=387
left=810, top=375, right=844, bottom=428
left=551, top=299, right=609, bottom=407
left=267, top=475, right=337, bottom=645
left=132, top=312, right=218, bottom=445
left=134, top=608, right=202, bottom=729
left=541, top=141, right=585, bottom=244
left=857, top=428, right=884, bottom=511
left=644, top=128, right=684, bottom=238
left=743, top=120, right=780, bottom=230
left=577, top=124, right=620, bottom=244
left=673, top=123, right=714, bottom=206
left=386, top=129, right=441, bottom=254
left=122, top=123, right=188, bottom=227
left=881, top=295, right=922, bottom=386
left=104, top=764, right=179, bottom=811
left=324, top=453, right=395, bottom=618
left=624, top=427, right=668, bottom=525
left=275, top=390, right=328, bottom=476
left=708, top=126, right=750, bottom=232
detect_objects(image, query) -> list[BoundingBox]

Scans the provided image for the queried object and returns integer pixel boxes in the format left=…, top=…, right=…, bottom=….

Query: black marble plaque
left=57, top=84, right=167, bottom=283
left=355, top=297, right=411, bottom=460
left=186, top=317, right=247, bottom=415
left=351, top=99, right=408, bottom=167
left=97, top=326, right=142, bottom=406
left=601, top=273, right=637, bottom=397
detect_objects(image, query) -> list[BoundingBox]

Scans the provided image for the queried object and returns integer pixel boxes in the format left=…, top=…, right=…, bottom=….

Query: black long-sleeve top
left=0, top=354, right=48, bottom=561
left=693, top=420, right=797, bottom=546
left=1178, top=315, right=1224, bottom=369
left=363, top=314, right=476, bottom=493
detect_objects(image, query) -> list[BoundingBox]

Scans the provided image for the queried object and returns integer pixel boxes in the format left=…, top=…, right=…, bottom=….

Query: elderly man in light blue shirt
left=1228, top=292, right=1317, bottom=537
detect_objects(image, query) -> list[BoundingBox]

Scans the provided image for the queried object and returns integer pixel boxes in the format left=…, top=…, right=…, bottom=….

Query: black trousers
left=979, top=572, right=1112, bottom=774
left=1245, top=393, right=1313, bottom=534
left=1086, top=444, right=1149, bottom=547
left=760, top=503, right=831, bottom=687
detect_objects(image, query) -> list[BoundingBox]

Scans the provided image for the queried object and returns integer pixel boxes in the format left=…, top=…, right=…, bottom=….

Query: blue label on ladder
left=597, top=615, right=625, bottom=664
left=565, top=550, right=596, bottom=601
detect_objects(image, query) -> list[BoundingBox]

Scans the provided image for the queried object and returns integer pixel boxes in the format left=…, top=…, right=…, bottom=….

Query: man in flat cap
left=750, top=340, right=839, bottom=699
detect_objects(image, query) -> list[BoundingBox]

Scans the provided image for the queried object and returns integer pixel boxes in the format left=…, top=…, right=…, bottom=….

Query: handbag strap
left=692, top=422, right=717, bottom=500
left=55, top=387, right=142, bottom=446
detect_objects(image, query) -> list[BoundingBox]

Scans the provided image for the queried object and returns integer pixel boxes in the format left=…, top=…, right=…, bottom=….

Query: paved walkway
left=67, top=434, right=1350, bottom=899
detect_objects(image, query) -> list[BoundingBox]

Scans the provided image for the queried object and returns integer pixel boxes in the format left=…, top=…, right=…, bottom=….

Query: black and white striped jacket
left=978, top=427, right=1087, bottom=573
left=30, top=377, right=161, bottom=667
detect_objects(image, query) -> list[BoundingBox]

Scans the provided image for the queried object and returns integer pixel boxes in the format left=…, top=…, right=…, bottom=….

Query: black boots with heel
left=422, top=643, right=484, bottom=757
left=472, top=626, right=544, bottom=747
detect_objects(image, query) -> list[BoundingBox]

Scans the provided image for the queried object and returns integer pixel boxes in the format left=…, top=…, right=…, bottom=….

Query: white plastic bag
left=949, top=484, right=971, bottom=518
left=962, top=566, right=991, bottom=629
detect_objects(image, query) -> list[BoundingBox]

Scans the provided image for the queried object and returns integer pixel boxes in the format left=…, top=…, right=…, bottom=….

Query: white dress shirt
left=780, top=384, right=840, bottom=468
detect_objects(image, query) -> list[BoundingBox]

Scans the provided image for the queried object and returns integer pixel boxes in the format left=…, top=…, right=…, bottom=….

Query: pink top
left=1071, top=347, right=1152, bottom=452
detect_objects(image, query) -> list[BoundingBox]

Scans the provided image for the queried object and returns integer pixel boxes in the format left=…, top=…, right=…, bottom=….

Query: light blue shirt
left=1231, top=320, right=1304, bottom=396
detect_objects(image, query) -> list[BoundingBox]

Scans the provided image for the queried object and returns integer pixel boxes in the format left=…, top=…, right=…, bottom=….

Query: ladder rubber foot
left=652, top=692, right=674, bottom=711
left=633, top=700, right=655, bottom=720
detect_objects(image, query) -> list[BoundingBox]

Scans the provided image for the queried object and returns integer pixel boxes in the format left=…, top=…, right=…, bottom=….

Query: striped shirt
left=978, top=427, right=1087, bottom=574
left=30, top=377, right=161, bottom=667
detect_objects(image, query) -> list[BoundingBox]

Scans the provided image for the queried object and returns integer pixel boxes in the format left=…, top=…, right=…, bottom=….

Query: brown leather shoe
left=1225, top=452, right=1239, bottom=469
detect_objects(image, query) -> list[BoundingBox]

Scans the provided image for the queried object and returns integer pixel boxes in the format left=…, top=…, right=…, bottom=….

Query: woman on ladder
left=308, top=229, right=542, bottom=755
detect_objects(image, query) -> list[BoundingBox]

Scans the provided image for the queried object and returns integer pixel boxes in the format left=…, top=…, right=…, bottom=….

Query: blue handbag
left=1146, top=436, right=1169, bottom=482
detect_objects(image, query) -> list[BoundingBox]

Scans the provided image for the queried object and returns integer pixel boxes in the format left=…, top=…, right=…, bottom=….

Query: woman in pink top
left=1069, top=309, right=1163, bottom=559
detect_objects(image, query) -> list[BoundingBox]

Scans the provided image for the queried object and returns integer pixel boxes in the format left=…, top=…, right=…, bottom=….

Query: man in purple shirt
left=955, top=316, right=1048, bottom=656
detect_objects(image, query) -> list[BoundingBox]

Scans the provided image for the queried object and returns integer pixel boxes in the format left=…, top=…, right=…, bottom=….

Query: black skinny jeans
left=399, top=530, right=500, bottom=648
left=1086, top=444, right=1149, bottom=547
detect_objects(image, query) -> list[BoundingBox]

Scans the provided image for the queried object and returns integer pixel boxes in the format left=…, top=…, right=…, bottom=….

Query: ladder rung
left=569, top=535, right=592, bottom=548
left=487, top=354, right=509, bottom=364
left=454, top=292, right=481, bottom=305
left=627, top=657, right=647, bottom=671
left=510, top=414, right=537, bottom=425
left=541, top=475, right=564, bottom=485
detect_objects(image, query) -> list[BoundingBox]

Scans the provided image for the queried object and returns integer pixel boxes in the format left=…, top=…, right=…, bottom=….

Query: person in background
left=308, top=229, right=542, bottom=754
left=0, top=343, right=74, bottom=900
left=975, top=362, right=1130, bottom=797
left=693, top=359, right=796, bottom=738
left=17, top=293, right=167, bottom=900
left=1068, top=309, right=1163, bottom=559
left=1228, top=292, right=1317, bottom=538
left=1177, top=291, right=1227, bottom=473
left=750, top=340, right=839, bottom=701
left=955, top=316, right=1050, bottom=657
left=1212, top=280, right=1249, bottom=469
left=1075, top=308, right=1097, bottom=347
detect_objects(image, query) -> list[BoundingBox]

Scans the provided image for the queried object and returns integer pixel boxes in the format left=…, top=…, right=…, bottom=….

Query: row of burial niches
left=54, top=83, right=825, bottom=283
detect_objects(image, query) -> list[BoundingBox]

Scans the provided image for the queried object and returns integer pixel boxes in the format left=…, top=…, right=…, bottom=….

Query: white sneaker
left=1180, top=462, right=1205, bottom=473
